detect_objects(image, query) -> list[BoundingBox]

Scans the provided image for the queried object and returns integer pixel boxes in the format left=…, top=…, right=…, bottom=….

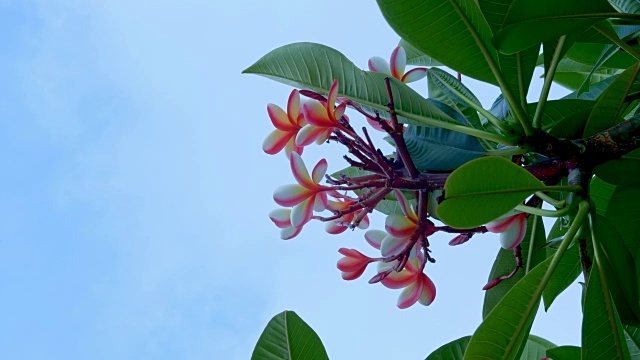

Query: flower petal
left=394, top=190, right=416, bottom=220
left=499, top=214, right=527, bottom=249
left=262, top=129, right=293, bottom=155
left=290, top=152, right=314, bottom=187
left=269, top=208, right=292, bottom=228
left=302, top=101, right=334, bottom=126
left=380, top=235, right=408, bottom=257
left=326, top=220, right=348, bottom=235
left=417, top=274, right=436, bottom=306
left=267, top=103, right=294, bottom=129
left=368, top=56, right=391, bottom=75
left=380, top=269, right=417, bottom=289
left=327, top=80, right=339, bottom=115
left=311, top=158, right=328, bottom=183
left=390, top=46, right=407, bottom=80
left=281, top=226, right=302, bottom=240
left=283, top=137, right=303, bottom=158
left=296, top=124, right=325, bottom=147
left=287, top=89, right=300, bottom=121
left=385, top=214, right=416, bottom=239
left=365, top=230, right=386, bottom=250
left=290, top=196, right=315, bottom=228
left=486, top=211, right=520, bottom=233
left=357, top=215, right=370, bottom=229
left=402, top=67, right=428, bottom=83
left=273, top=184, right=311, bottom=207
left=397, top=276, right=423, bottom=309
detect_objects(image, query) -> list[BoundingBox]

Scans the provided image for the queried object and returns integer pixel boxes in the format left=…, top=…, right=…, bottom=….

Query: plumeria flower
left=337, top=248, right=376, bottom=280
left=368, top=46, right=428, bottom=84
left=324, top=198, right=370, bottom=234
left=376, top=255, right=436, bottom=309
left=262, top=89, right=307, bottom=157
left=273, top=152, right=330, bottom=228
left=268, top=208, right=302, bottom=240
left=296, top=80, right=348, bottom=147
left=486, top=211, right=528, bottom=249
left=381, top=190, right=420, bottom=258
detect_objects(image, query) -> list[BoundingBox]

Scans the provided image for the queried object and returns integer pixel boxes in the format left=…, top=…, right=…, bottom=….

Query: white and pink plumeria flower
left=337, top=248, right=376, bottom=281
left=273, top=152, right=330, bottom=228
left=262, top=89, right=307, bottom=157
left=376, top=254, right=436, bottom=309
left=381, top=190, right=421, bottom=258
left=486, top=211, right=528, bottom=250
left=296, top=80, right=348, bottom=147
left=368, top=46, right=428, bottom=84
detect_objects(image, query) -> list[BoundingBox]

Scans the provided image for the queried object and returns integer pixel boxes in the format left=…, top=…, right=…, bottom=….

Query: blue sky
left=0, top=1, right=582, bottom=359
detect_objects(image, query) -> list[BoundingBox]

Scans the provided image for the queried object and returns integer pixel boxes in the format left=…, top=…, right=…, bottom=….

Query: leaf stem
left=446, top=0, right=533, bottom=137
left=394, top=109, right=518, bottom=145
left=525, top=215, right=540, bottom=273
left=533, top=36, right=566, bottom=129
left=534, top=191, right=567, bottom=208
left=515, top=204, right=571, bottom=217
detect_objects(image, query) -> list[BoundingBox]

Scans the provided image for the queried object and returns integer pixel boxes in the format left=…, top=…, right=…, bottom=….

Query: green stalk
left=394, top=109, right=518, bottom=145
left=446, top=0, right=533, bottom=137
left=485, top=147, right=527, bottom=156
left=535, top=191, right=566, bottom=208
left=593, top=23, right=640, bottom=61
left=516, top=204, right=572, bottom=217
left=526, top=215, right=540, bottom=273
left=532, top=36, right=566, bottom=130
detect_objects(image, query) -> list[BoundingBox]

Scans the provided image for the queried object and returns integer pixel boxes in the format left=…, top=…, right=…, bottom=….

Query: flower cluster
left=261, top=46, right=529, bottom=308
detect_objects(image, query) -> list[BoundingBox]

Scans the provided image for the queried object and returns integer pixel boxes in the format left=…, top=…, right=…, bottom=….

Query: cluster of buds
left=263, top=47, right=529, bottom=308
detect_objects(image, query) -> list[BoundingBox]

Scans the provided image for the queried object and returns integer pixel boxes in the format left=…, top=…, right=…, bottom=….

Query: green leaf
left=252, top=311, right=329, bottom=360
left=546, top=345, right=581, bottom=359
left=404, top=101, right=486, bottom=171
left=593, top=215, right=640, bottom=326
left=594, top=149, right=640, bottom=186
left=526, top=99, right=595, bottom=138
left=542, top=243, right=581, bottom=310
left=520, top=335, right=556, bottom=359
left=492, top=0, right=616, bottom=54
left=583, top=62, right=640, bottom=136
left=464, top=257, right=552, bottom=360
left=243, top=42, right=457, bottom=127
left=611, top=0, right=640, bottom=14
left=425, top=336, right=471, bottom=360
left=582, top=265, right=631, bottom=360
left=483, top=215, right=546, bottom=318
left=549, top=57, right=621, bottom=91
left=563, top=73, right=619, bottom=100
left=427, top=68, right=484, bottom=130
left=377, top=0, right=499, bottom=85
left=624, top=325, right=640, bottom=359
left=400, top=39, right=443, bottom=66
left=437, top=156, right=549, bottom=228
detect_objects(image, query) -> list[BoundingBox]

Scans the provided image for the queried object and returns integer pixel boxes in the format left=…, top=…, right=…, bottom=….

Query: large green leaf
left=566, top=42, right=639, bottom=71
left=563, top=73, right=619, bottom=100
left=243, top=42, right=457, bottom=127
left=611, top=0, right=640, bottom=14
left=596, top=184, right=640, bottom=255
left=624, top=325, right=640, bottom=359
left=425, top=336, right=471, bottom=360
left=519, top=335, right=556, bottom=359
left=582, top=265, right=631, bottom=360
left=593, top=214, right=640, bottom=326
left=437, top=156, right=550, bottom=228
left=542, top=243, right=581, bottom=310
left=377, top=0, right=499, bottom=85
left=400, top=39, right=443, bottom=66
left=549, top=57, right=621, bottom=91
left=526, top=99, right=595, bottom=138
left=252, top=311, right=329, bottom=360
left=404, top=100, right=486, bottom=171
left=594, top=149, right=640, bottom=186
left=583, top=62, right=640, bottom=136
left=492, top=0, right=616, bottom=54
left=427, top=68, right=484, bottom=130
left=463, top=257, right=552, bottom=360
left=483, top=216, right=546, bottom=318
left=546, top=345, right=581, bottom=359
